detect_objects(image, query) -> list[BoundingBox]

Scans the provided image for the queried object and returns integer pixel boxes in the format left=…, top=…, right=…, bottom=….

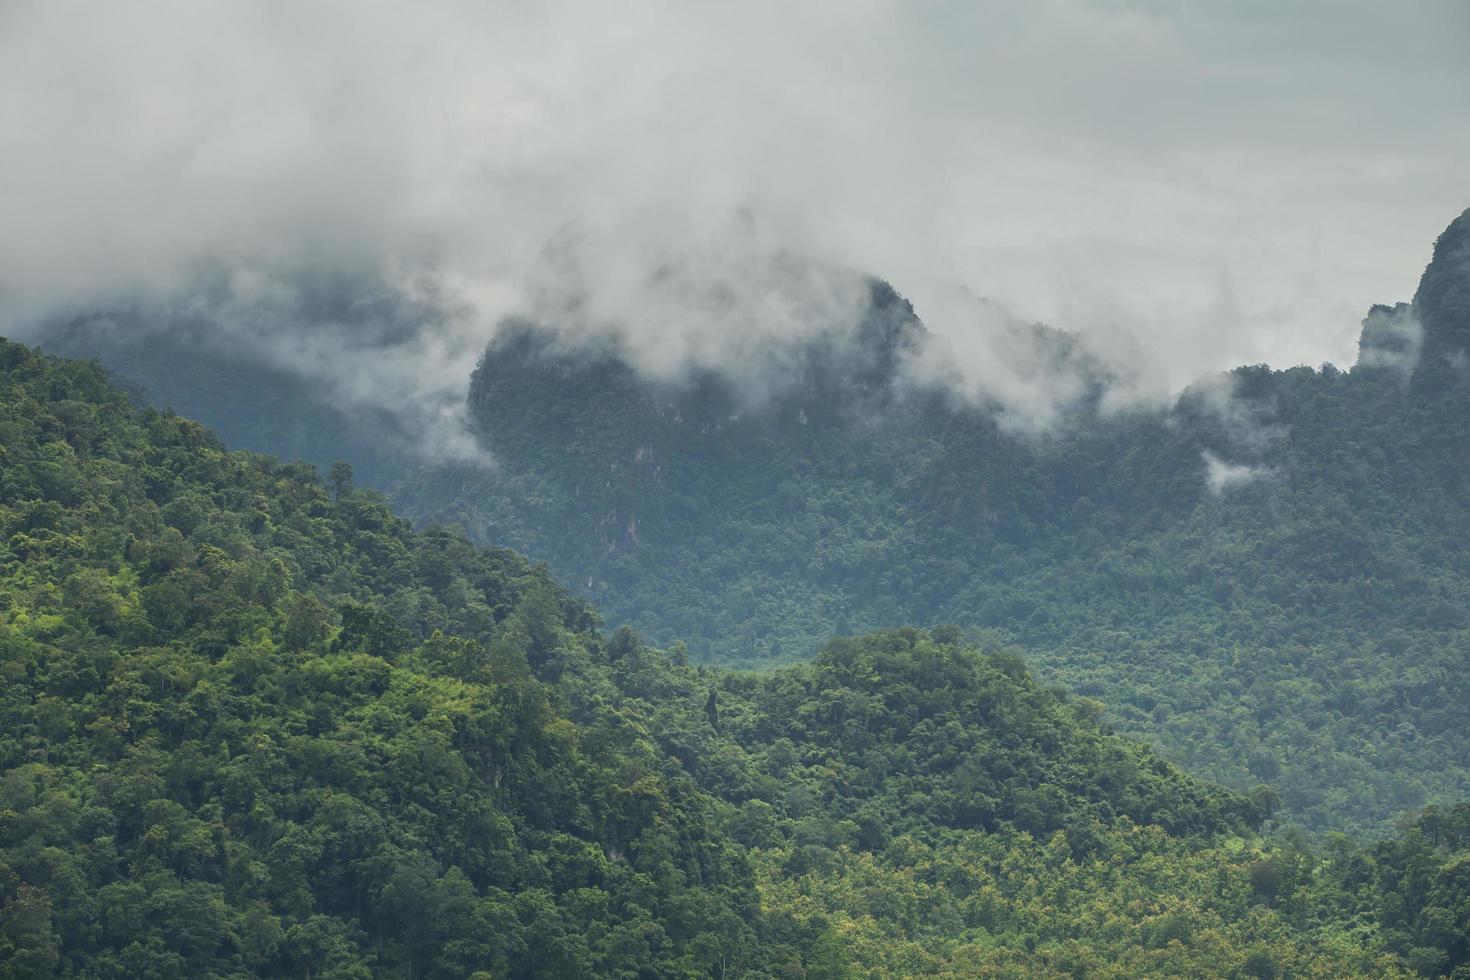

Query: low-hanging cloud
left=2, top=0, right=1468, bottom=457
left=1202, top=451, right=1269, bottom=495
left=1180, top=371, right=1289, bottom=454
left=519, top=213, right=878, bottom=401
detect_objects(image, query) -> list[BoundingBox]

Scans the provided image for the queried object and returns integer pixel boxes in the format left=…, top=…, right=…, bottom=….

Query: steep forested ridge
left=3, top=338, right=1467, bottom=976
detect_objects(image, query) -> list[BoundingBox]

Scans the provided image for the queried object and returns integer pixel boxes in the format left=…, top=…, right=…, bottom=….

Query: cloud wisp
left=1202, top=450, right=1270, bottom=495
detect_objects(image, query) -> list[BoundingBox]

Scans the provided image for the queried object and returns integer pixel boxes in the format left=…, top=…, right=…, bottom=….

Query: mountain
left=6, top=336, right=1468, bottom=977
left=27, top=211, right=1470, bottom=839
left=386, top=209, right=1470, bottom=837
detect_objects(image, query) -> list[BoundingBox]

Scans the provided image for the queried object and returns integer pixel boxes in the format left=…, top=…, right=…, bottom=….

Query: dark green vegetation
left=4, top=339, right=1469, bottom=976
left=387, top=209, right=1470, bottom=837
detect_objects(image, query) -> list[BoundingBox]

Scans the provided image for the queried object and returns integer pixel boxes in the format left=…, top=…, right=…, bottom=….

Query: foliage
left=0, top=340, right=757, bottom=977
left=4, top=337, right=1466, bottom=976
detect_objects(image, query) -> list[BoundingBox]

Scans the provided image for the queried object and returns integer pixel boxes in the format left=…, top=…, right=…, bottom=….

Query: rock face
left=1412, top=208, right=1470, bottom=392
left=1409, top=209, right=1470, bottom=478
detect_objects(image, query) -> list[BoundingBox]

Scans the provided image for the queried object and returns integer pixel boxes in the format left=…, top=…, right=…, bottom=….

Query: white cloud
left=1203, top=451, right=1268, bottom=494
left=2, top=0, right=1467, bottom=445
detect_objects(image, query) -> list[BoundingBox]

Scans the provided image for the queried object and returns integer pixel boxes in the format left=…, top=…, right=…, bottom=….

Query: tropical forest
left=5, top=2, right=1470, bottom=977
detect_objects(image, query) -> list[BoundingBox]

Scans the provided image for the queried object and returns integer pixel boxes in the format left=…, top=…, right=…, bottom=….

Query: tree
left=329, top=461, right=354, bottom=501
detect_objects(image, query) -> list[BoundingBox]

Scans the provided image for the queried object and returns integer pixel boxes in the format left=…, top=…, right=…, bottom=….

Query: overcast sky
left=2, top=0, right=1468, bottom=424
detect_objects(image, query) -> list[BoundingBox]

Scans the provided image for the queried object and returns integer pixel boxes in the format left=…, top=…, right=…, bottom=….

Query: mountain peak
left=1410, top=207, right=1470, bottom=390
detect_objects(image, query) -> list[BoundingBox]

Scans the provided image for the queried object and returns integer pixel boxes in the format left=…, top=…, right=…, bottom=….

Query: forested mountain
left=32, top=211, right=1470, bottom=840
left=388, top=208, right=1470, bottom=837
left=5, top=338, right=1469, bottom=976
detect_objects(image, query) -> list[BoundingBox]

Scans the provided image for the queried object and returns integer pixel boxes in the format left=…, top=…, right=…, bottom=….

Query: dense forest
left=41, top=211, right=1470, bottom=842
left=5, top=338, right=1470, bottom=976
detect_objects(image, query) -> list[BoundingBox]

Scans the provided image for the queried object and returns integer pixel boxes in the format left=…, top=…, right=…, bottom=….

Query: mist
left=1202, top=450, right=1269, bottom=495
left=3, top=0, right=1468, bottom=456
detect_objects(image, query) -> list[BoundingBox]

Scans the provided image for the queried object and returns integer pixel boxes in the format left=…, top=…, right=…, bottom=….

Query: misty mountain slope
left=391, top=209, right=1470, bottom=837
left=6, top=336, right=1449, bottom=978
left=40, top=313, right=415, bottom=492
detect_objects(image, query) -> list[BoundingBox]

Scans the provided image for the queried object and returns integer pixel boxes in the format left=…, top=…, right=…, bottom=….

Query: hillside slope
left=4, top=339, right=1464, bottom=976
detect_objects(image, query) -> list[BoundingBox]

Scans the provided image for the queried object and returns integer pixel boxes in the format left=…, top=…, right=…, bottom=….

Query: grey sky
left=2, top=0, right=1467, bottom=433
